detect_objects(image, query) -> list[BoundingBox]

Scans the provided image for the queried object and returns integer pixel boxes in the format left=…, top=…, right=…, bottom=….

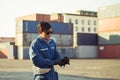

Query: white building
left=62, top=10, right=97, bottom=47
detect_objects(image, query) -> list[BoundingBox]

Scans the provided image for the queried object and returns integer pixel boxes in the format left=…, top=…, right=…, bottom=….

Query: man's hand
left=61, top=57, right=70, bottom=66
left=54, top=59, right=62, bottom=65
left=54, top=57, right=70, bottom=67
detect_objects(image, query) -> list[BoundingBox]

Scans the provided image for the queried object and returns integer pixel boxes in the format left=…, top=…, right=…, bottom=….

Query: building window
left=81, top=19, right=84, bottom=25
left=69, top=19, right=72, bottom=23
left=75, top=19, right=78, bottom=24
left=82, top=27, right=84, bottom=32
left=88, top=27, right=91, bottom=32
left=94, top=27, right=97, bottom=32
left=94, top=20, right=96, bottom=25
left=76, top=26, right=78, bottom=31
left=88, top=20, right=90, bottom=25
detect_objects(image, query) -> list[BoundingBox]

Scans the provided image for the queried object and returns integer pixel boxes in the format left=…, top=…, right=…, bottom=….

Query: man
left=29, top=22, right=70, bottom=80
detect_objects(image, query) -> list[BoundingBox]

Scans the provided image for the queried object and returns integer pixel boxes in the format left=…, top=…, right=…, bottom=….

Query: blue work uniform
left=29, top=36, right=61, bottom=80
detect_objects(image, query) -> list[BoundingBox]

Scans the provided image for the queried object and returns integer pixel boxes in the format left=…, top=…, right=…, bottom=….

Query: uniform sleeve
left=53, top=40, right=62, bottom=60
left=54, top=47, right=61, bottom=60
left=29, top=41, right=54, bottom=68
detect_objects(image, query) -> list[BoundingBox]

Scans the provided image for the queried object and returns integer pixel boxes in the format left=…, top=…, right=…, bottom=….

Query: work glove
left=54, top=59, right=62, bottom=65
left=54, top=57, right=70, bottom=67
left=61, top=56, right=70, bottom=66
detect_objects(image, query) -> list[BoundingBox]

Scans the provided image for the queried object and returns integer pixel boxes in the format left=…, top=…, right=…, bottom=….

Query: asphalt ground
left=0, top=59, right=120, bottom=80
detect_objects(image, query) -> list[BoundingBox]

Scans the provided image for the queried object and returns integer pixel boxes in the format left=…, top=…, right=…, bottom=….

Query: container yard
left=98, top=3, right=120, bottom=58
left=15, top=20, right=73, bottom=59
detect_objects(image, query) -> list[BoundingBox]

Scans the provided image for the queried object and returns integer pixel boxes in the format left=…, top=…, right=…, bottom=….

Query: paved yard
left=0, top=72, right=113, bottom=80
left=0, top=59, right=120, bottom=80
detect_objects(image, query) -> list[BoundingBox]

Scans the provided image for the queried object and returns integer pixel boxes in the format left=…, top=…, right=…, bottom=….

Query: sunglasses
left=45, top=31, right=53, bottom=35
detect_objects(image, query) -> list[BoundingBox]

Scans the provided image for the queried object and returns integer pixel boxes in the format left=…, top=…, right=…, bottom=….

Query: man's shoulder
left=50, top=39, right=56, bottom=45
left=31, top=37, right=41, bottom=45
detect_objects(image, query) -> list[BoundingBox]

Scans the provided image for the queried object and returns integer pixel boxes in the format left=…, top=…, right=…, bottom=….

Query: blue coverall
left=29, top=36, right=61, bottom=80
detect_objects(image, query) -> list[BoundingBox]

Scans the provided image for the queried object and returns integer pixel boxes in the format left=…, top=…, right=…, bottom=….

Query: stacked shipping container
left=0, top=42, right=17, bottom=59
left=75, top=33, right=98, bottom=58
left=16, top=14, right=50, bottom=22
left=15, top=10, right=98, bottom=59
left=16, top=14, right=51, bottom=59
left=98, top=3, right=120, bottom=58
left=16, top=20, right=74, bottom=59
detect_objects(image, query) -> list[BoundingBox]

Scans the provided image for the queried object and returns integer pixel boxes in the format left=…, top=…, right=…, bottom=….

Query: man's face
left=41, top=29, right=53, bottom=41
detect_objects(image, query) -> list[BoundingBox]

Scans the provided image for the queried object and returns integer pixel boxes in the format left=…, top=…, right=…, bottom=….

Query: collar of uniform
left=38, top=35, right=52, bottom=44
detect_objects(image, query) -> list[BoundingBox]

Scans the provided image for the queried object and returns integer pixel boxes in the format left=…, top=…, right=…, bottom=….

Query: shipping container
left=52, top=34, right=73, bottom=46
left=0, top=42, right=17, bottom=59
left=16, top=20, right=38, bottom=33
left=61, top=35, right=73, bottom=46
left=77, top=33, right=98, bottom=45
left=98, top=45, right=120, bottom=58
left=0, top=37, right=15, bottom=42
left=16, top=20, right=24, bottom=33
left=17, top=46, right=74, bottom=59
left=50, top=13, right=64, bottom=22
left=16, top=34, right=73, bottom=47
left=98, top=3, right=120, bottom=19
left=16, top=14, right=50, bottom=22
left=98, top=17, right=120, bottom=32
left=36, top=14, right=50, bottom=21
left=75, top=45, right=98, bottom=58
left=0, top=49, right=8, bottom=58
left=51, top=34, right=62, bottom=46
left=17, top=46, right=29, bottom=59
left=98, top=31, right=120, bottom=45
left=50, top=22, right=73, bottom=34
left=57, top=47, right=75, bottom=58
left=15, top=33, right=23, bottom=46
left=7, top=45, right=17, bottom=59
left=16, top=20, right=73, bottom=34
left=23, top=33, right=38, bottom=46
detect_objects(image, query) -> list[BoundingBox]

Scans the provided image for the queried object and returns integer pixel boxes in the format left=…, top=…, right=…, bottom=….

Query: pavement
left=0, top=72, right=113, bottom=80
left=0, top=59, right=120, bottom=80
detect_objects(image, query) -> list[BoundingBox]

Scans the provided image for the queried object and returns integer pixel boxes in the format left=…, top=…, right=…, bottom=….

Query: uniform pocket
left=51, top=47, right=55, bottom=54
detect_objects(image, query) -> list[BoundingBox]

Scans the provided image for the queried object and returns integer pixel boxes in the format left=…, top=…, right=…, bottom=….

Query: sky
left=0, top=0, right=120, bottom=37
